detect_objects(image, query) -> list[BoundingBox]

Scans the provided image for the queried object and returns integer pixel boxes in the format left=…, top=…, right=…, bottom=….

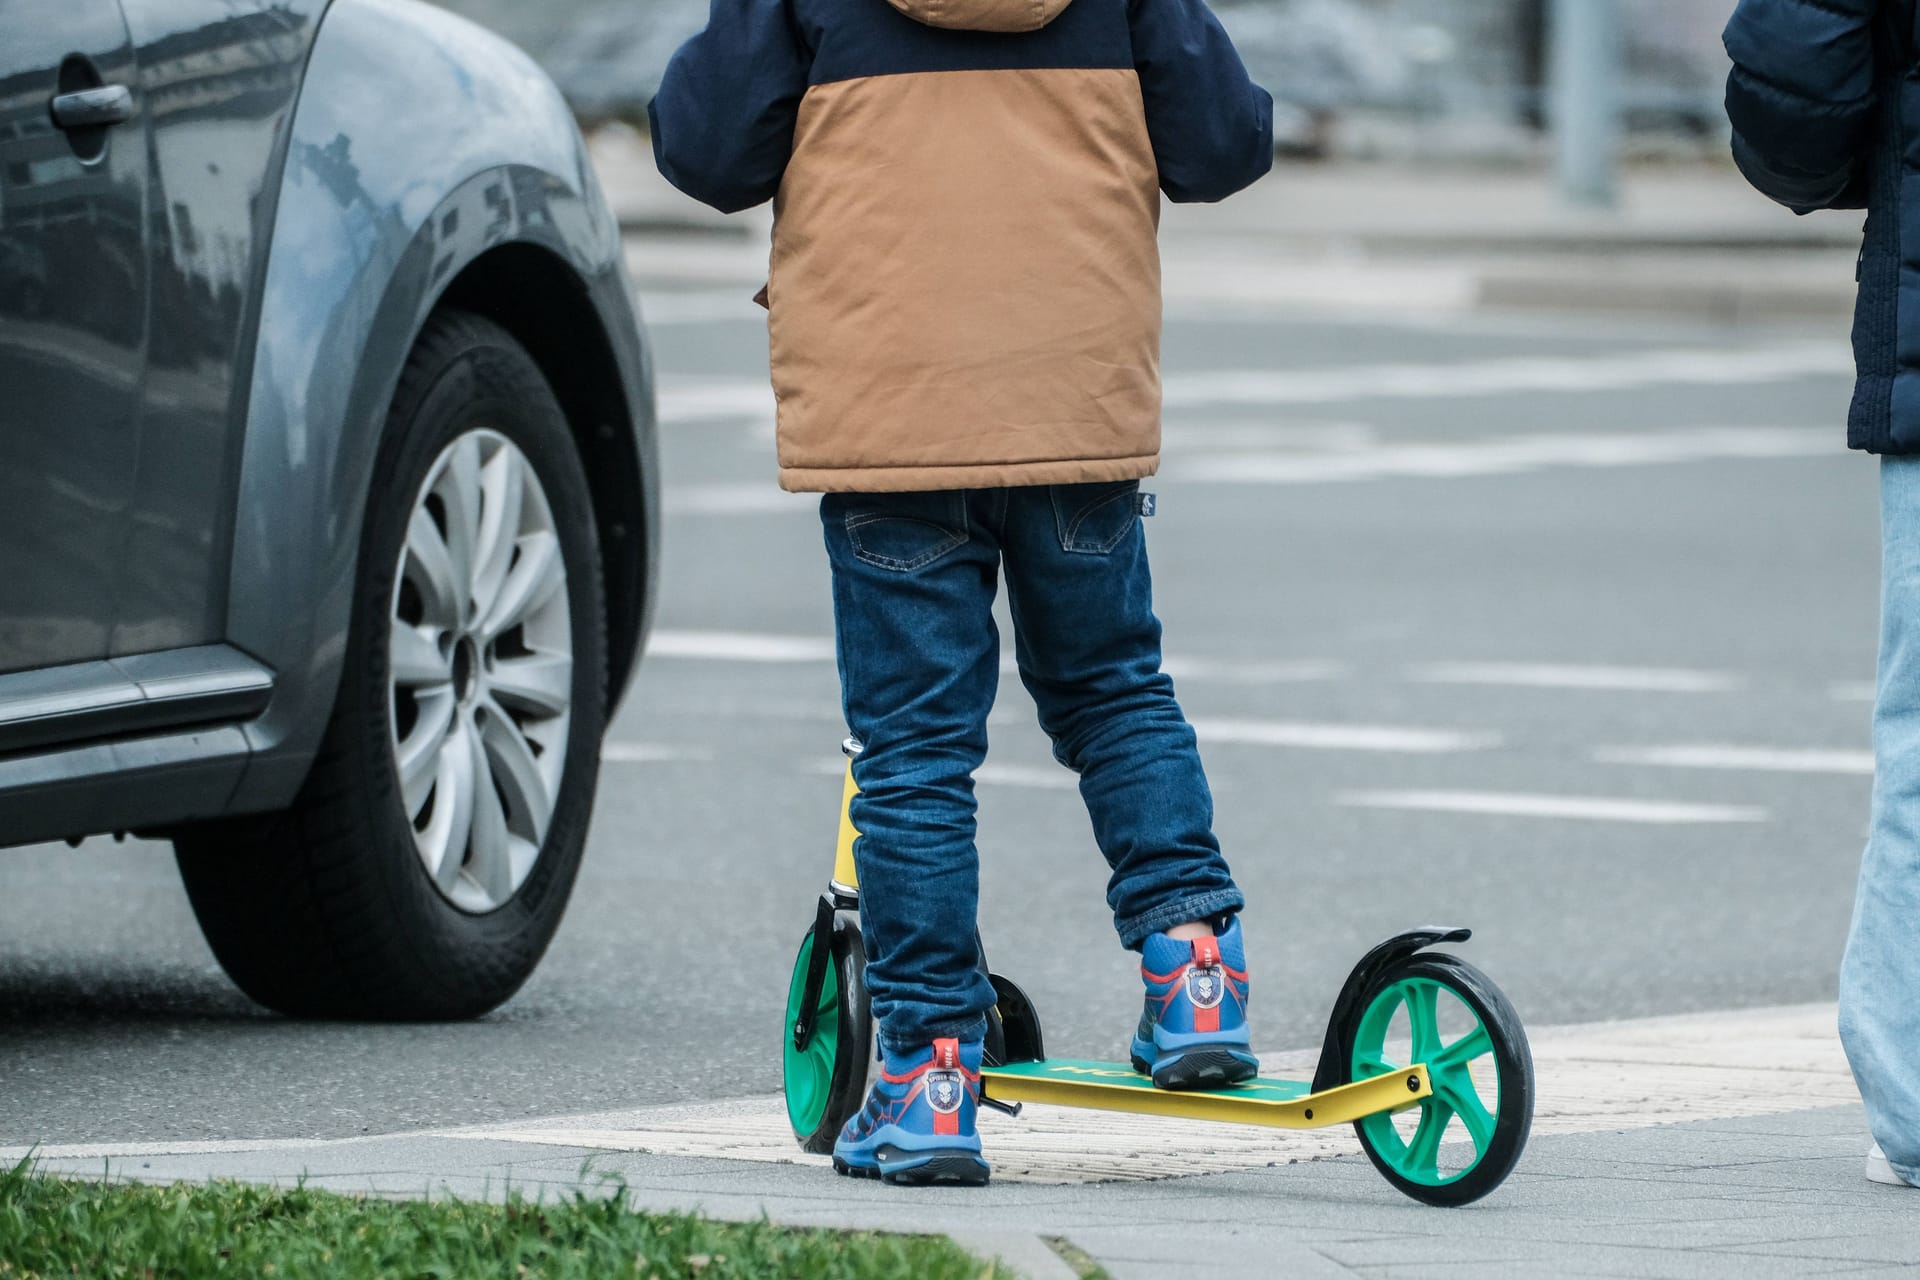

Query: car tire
left=175, top=309, right=608, bottom=1020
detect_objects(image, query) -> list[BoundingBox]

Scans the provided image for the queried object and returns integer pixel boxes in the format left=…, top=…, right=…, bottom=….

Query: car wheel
left=175, top=308, right=608, bottom=1019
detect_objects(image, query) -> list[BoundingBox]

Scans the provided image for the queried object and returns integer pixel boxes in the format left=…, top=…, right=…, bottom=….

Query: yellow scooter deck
left=980, top=1059, right=1431, bottom=1130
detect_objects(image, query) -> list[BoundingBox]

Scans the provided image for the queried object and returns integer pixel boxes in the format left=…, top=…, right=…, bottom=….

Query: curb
left=946, top=1230, right=1081, bottom=1280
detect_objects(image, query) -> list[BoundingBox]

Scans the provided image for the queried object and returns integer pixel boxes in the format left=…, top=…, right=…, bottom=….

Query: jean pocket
left=840, top=491, right=969, bottom=572
left=1050, top=481, right=1140, bottom=555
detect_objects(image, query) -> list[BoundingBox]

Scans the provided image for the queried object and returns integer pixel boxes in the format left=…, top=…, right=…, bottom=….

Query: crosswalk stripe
left=1337, top=789, right=1767, bottom=824
left=653, top=344, right=1853, bottom=427
left=647, top=631, right=1345, bottom=687
left=1596, top=745, right=1873, bottom=775
left=1408, top=662, right=1744, bottom=693
left=1160, top=344, right=1851, bottom=408
left=975, top=763, right=1078, bottom=791
left=1194, top=719, right=1496, bottom=754
left=1173, top=426, right=1832, bottom=485
left=601, top=743, right=716, bottom=764
left=647, top=631, right=835, bottom=662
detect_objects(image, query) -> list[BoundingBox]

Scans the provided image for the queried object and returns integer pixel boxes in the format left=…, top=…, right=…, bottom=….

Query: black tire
left=788, top=919, right=875, bottom=1154
left=1347, top=954, right=1533, bottom=1208
left=175, top=309, right=608, bottom=1020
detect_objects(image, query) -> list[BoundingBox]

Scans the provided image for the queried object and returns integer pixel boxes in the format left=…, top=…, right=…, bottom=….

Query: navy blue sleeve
left=648, top=0, right=812, bottom=214
left=1128, top=0, right=1274, bottom=203
left=1722, top=0, right=1879, bottom=214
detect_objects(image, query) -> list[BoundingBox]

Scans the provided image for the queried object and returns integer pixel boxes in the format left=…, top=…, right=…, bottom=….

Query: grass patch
left=0, top=1158, right=998, bottom=1279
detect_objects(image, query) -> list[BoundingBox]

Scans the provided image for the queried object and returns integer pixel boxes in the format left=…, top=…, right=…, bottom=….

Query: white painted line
left=805, top=759, right=1077, bottom=792
left=665, top=483, right=810, bottom=516
left=658, top=382, right=777, bottom=423
left=1831, top=681, right=1877, bottom=704
left=999, top=654, right=1346, bottom=685
left=1162, top=420, right=1379, bottom=452
left=647, top=630, right=836, bottom=663
left=640, top=290, right=766, bottom=325
left=975, top=763, right=1079, bottom=791
left=1161, top=261, right=1480, bottom=315
left=1161, top=343, right=1852, bottom=409
left=1193, top=718, right=1496, bottom=754
left=1175, top=426, right=1833, bottom=486
left=654, top=343, right=1851, bottom=428
left=1338, top=789, right=1767, bottom=824
left=1408, top=662, right=1745, bottom=694
left=647, top=630, right=1345, bottom=691
left=1596, top=744, right=1873, bottom=775
left=601, top=742, right=717, bottom=765
left=1163, top=657, right=1349, bottom=685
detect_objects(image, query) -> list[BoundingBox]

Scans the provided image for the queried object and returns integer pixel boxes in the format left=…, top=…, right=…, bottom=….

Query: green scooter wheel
left=1348, top=954, right=1533, bottom=1207
left=782, top=920, right=873, bottom=1153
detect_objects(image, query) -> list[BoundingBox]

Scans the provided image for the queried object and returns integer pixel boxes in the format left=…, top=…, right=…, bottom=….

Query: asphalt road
left=0, top=250, right=1880, bottom=1146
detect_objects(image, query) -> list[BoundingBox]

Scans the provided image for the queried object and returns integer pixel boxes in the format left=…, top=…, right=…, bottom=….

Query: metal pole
left=1550, top=0, right=1621, bottom=208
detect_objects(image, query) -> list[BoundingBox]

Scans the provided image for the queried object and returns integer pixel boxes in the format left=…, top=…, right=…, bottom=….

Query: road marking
left=647, top=630, right=836, bottom=663
left=639, top=290, right=766, bottom=325
left=665, top=483, right=808, bottom=516
left=654, top=344, right=1852, bottom=427
left=1194, top=718, right=1496, bottom=753
left=648, top=630, right=1346, bottom=688
left=1596, top=744, right=1873, bottom=775
left=1163, top=657, right=1349, bottom=685
left=804, top=759, right=1078, bottom=791
left=1160, top=343, right=1851, bottom=408
left=399, top=1003, right=1852, bottom=1186
left=1162, top=420, right=1379, bottom=451
left=1002, top=655, right=1347, bottom=684
left=1337, top=789, right=1767, bottom=824
left=976, top=763, right=1078, bottom=791
left=601, top=742, right=717, bottom=764
left=1174, top=426, right=1833, bottom=485
left=1408, top=662, right=1745, bottom=694
left=659, top=382, right=775, bottom=423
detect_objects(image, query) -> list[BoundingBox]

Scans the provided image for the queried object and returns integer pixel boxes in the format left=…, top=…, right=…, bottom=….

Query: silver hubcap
left=389, top=430, right=572, bottom=913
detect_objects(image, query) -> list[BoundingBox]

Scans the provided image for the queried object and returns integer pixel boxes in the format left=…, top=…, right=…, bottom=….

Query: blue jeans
left=1842, top=457, right=1920, bottom=1182
left=821, top=483, right=1244, bottom=1053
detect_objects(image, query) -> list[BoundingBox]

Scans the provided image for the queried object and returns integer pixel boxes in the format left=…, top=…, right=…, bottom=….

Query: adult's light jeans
left=1841, top=457, right=1920, bottom=1183
left=820, top=482, right=1244, bottom=1054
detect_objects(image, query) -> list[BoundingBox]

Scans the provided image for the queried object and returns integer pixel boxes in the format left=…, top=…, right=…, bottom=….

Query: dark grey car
left=0, top=0, right=658, bottom=1018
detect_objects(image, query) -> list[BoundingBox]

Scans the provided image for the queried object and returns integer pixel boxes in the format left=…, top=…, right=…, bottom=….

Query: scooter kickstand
left=979, top=1091, right=1022, bottom=1119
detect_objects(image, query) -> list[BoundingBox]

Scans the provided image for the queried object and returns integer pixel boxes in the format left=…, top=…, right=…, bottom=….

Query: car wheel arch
left=436, top=240, right=655, bottom=718
left=226, top=176, right=654, bottom=815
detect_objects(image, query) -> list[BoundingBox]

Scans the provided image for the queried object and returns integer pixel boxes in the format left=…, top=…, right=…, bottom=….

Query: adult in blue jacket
left=1726, top=0, right=1919, bottom=1189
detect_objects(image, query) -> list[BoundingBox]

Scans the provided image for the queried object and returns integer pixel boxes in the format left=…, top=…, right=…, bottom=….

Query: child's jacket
left=651, top=0, right=1274, bottom=492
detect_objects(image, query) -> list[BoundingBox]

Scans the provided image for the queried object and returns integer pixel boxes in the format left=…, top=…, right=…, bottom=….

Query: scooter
left=782, top=738, right=1535, bottom=1206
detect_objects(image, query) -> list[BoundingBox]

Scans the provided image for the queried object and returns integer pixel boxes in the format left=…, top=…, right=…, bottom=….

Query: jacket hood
left=883, top=0, right=1074, bottom=34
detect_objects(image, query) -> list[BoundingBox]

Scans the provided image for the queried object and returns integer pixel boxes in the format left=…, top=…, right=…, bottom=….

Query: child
left=652, top=0, right=1274, bottom=1186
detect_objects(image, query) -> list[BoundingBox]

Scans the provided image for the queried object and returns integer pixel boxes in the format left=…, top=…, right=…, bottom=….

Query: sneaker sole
left=1142, top=1047, right=1259, bottom=1092
left=834, top=1149, right=990, bottom=1187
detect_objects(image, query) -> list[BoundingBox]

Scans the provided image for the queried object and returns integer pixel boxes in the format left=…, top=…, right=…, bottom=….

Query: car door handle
left=50, top=84, right=134, bottom=131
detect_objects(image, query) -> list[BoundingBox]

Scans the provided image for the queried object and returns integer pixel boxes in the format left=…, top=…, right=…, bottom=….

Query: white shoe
left=1867, top=1143, right=1915, bottom=1187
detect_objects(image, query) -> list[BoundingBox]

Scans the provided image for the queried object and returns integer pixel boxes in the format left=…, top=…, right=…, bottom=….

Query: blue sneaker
left=1130, top=917, right=1258, bottom=1090
left=833, top=1037, right=990, bottom=1186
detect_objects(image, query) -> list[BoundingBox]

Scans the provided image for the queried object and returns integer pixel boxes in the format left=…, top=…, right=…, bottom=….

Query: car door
left=110, top=0, right=318, bottom=656
left=0, top=0, right=147, bottom=674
